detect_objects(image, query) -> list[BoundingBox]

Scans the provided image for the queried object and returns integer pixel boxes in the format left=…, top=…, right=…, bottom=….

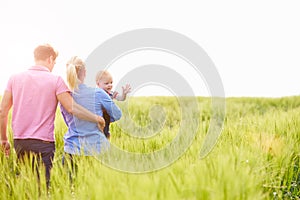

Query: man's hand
left=97, top=116, right=105, bottom=133
left=1, top=141, right=10, bottom=157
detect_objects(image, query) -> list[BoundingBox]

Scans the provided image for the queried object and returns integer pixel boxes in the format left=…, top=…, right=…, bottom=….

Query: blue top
left=60, top=84, right=122, bottom=155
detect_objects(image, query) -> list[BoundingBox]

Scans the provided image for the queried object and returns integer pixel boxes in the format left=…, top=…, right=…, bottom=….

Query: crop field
left=0, top=96, right=299, bottom=199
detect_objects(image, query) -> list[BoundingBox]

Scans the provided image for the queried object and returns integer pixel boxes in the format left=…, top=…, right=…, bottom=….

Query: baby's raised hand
left=122, top=84, right=131, bottom=95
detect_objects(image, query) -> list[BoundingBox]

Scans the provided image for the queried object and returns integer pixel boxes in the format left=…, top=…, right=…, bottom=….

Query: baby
left=95, top=70, right=131, bottom=139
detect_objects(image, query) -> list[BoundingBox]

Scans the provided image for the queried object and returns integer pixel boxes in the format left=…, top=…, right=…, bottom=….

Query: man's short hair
left=34, top=44, right=58, bottom=61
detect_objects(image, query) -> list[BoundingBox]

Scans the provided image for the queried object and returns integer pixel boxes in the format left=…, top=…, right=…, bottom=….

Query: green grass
left=1, top=96, right=299, bottom=199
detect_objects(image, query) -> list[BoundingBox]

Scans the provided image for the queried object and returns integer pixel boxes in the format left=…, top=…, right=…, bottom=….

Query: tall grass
left=0, top=96, right=299, bottom=199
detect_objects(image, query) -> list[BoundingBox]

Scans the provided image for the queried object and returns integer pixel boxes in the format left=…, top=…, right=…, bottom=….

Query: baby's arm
left=114, top=84, right=131, bottom=101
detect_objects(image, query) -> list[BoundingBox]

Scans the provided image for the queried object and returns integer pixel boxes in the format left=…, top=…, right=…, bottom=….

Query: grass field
left=0, top=96, right=299, bottom=199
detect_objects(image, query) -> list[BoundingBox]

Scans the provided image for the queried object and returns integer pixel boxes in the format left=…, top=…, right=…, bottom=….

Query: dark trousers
left=103, top=110, right=111, bottom=139
left=14, top=139, right=55, bottom=189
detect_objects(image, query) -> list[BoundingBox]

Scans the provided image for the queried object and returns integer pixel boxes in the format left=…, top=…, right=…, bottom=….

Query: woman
left=60, top=56, right=122, bottom=158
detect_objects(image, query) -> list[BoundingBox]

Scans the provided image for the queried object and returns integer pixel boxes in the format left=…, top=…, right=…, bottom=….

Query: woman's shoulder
left=93, top=87, right=104, bottom=93
left=79, top=84, right=102, bottom=92
left=95, top=87, right=111, bottom=98
left=94, top=87, right=105, bottom=93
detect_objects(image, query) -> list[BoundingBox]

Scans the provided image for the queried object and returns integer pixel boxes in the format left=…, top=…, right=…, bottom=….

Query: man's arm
left=0, top=91, right=12, bottom=156
left=57, top=92, right=105, bottom=131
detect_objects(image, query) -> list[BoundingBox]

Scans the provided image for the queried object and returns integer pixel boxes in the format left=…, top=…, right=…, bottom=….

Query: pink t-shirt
left=6, top=65, right=70, bottom=142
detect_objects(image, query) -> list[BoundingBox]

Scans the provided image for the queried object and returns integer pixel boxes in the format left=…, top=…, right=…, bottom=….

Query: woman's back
left=61, top=83, right=121, bottom=155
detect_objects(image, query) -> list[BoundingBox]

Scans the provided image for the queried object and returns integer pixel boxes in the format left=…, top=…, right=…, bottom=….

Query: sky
left=0, top=0, right=299, bottom=97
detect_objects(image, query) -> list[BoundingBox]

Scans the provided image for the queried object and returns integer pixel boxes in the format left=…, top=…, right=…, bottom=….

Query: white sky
left=0, top=0, right=299, bottom=97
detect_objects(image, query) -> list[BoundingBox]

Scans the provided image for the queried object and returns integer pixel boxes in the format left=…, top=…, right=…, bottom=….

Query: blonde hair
left=66, top=56, right=86, bottom=91
left=95, top=70, right=112, bottom=84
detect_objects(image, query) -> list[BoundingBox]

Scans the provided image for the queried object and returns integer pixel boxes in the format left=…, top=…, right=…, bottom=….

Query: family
left=0, top=43, right=131, bottom=189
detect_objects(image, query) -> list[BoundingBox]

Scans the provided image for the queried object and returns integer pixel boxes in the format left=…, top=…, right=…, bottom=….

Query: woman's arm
left=97, top=89, right=122, bottom=122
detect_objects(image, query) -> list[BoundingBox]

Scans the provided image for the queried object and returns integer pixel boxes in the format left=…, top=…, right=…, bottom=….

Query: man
left=0, top=44, right=104, bottom=189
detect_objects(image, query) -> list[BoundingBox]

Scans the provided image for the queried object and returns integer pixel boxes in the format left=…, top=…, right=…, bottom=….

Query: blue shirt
left=60, top=84, right=122, bottom=155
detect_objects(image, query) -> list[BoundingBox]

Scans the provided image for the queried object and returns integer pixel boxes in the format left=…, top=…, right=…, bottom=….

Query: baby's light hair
left=95, top=70, right=112, bottom=84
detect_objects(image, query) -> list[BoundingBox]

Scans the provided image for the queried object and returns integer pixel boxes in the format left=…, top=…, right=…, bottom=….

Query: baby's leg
left=103, top=111, right=111, bottom=139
